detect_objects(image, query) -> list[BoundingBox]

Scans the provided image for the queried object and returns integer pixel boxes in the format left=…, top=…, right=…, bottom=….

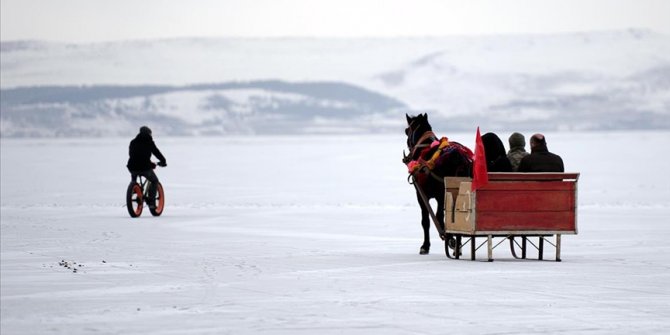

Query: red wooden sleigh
left=444, top=173, right=579, bottom=261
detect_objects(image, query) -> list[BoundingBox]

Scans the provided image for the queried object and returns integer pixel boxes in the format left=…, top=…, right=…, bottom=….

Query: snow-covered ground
left=2, top=132, right=670, bottom=334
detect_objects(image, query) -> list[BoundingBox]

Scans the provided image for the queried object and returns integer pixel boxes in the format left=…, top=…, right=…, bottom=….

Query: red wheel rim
left=132, top=184, right=143, bottom=216
left=154, top=184, right=164, bottom=214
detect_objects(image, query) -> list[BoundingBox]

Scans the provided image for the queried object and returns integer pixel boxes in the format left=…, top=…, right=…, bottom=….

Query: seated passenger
left=507, top=132, right=529, bottom=172
left=482, top=132, right=512, bottom=172
left=518, top=133, right=564, bottom=172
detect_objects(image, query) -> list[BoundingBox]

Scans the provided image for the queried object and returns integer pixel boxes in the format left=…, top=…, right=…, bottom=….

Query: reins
left=408, top=131, right=437, bottom=160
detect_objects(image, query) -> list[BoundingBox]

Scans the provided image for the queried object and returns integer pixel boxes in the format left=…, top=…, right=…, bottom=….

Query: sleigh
left=443, top=173, right=579, bottom=261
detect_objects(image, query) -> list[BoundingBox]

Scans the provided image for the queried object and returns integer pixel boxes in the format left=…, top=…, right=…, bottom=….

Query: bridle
left=405, top=118, right=422, bottom=148
left=404, top=117, right=446, bottom=197
left=405, top=119, right=437, bottom=162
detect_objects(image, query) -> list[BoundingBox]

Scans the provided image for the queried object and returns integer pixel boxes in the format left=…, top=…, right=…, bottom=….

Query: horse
left=403, top=113, right=473, bottom=254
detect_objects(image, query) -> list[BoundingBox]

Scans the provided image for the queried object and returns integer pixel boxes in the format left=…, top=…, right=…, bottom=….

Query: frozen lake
left=2, top=132, right=670, bottom=334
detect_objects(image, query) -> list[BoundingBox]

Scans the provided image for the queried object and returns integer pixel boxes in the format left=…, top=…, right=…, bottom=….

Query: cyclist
left=127, top=126, right=167, bottom=208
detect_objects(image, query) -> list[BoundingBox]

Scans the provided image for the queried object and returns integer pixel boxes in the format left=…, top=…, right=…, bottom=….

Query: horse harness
left=405, top=130, right=447, bottom=185
left=408, top=131, right=438, bottom=161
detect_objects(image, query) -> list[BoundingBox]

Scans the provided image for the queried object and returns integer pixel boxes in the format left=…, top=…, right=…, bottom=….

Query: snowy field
left=2, top=131, right=670, bottom=334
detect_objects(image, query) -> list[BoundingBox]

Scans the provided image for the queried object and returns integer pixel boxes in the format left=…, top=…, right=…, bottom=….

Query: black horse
left=403, top=113, right=473, bottom=254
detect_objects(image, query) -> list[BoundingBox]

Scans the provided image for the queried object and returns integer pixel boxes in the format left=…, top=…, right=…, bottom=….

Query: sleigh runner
left=443, top=172, right=579, bottom=261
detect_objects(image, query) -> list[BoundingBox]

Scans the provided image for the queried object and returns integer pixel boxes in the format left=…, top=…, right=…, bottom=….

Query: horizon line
left=1, top=27, right=664, bottom=44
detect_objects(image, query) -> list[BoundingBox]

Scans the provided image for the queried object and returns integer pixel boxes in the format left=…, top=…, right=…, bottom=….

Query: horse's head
left=405, top=113, right=433, bottom=148
left=404, top=113, right=434, bottom=159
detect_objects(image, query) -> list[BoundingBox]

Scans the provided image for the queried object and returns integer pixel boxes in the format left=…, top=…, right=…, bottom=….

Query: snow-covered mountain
left=373, top=30, right=670, bottom=131
left=1, top=29, right=669, bottom=137
left=0, top=82, right=407, bottom=137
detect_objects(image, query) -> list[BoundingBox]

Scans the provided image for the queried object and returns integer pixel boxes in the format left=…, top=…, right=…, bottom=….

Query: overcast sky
left=2, top=0, right=669, bottom=42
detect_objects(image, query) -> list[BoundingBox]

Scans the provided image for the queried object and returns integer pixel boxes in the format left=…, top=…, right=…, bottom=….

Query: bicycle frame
left=131, top=173, right=153, bottom=198
left=136, top=175, right=152, bottom=199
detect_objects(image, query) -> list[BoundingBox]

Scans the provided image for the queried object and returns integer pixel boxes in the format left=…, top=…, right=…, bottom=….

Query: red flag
left=472, top=127, right=488, bottom=191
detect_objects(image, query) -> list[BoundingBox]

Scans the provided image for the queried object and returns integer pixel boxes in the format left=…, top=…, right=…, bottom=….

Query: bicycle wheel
left=149, top=182, right=165, bottom=216
left=126, top=182, right=143, bottom=217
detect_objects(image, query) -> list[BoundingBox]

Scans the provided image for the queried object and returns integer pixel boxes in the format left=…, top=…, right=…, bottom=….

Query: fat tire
left=149, top=182, right=164, bottom=216
left=126, top=182, right=143, bottom=217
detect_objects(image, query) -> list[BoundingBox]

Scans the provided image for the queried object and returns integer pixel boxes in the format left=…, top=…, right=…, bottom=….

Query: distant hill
left=2, top=30, right=669, bottom=136
left=0, top=81, right=408, bottom=137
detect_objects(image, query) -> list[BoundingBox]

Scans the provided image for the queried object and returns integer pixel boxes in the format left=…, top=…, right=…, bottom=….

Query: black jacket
left=127, top=133, right=166, bottom=171
left=518, top=146, right=564, bottom=172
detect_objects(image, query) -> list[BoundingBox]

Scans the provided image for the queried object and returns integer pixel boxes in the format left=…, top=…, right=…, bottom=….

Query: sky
left=1, top=0, right=669, bottom=42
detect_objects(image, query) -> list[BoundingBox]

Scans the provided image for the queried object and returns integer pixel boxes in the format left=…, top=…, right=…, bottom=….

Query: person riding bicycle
left=127, top=126, right=167, bottom=208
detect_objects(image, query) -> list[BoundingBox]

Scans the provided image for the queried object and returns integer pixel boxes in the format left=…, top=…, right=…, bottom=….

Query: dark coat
left=481, top=133, right=513, bottom=172
left=518, top=145, right=564, bottom=172
left=127, top=133, right=166, bottom=171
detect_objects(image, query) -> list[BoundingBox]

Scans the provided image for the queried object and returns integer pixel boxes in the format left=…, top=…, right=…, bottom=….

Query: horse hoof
left=419, top=247, right=430, bottom=255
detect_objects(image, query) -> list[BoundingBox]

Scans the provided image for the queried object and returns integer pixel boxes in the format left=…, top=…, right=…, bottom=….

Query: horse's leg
left=417, top=192, right=431, bottom=255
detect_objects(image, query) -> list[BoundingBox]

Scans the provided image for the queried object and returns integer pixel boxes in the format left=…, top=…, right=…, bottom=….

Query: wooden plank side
left=478, top=181, right=575, bottom=192
left=444, top=177, right=472, bottom=207
left=444, top=177, right=472, bottom=188
left=475, top=211, right=576, bottom=231
left=476, top=190, right=575, bottom=212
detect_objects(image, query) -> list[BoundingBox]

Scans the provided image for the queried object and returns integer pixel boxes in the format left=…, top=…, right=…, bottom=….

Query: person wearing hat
left=127, top=126, right=167, bottom=208
left=507, top=132, right=529, bottom=172
left=518, top=133, right=564, bottom=172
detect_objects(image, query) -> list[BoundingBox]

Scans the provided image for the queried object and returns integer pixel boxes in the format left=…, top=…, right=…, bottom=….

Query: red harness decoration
left=407, top=137, right=473, bottom=175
